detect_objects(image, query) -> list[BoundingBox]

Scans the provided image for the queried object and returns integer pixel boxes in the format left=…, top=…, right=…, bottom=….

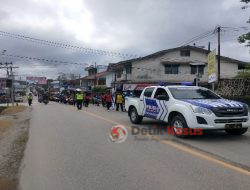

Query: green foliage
left=239, top=0, right=250, bottom=46
left=92, top=86, right=107, bottom=93
left=235, top=64, right=250, bottom=78
left=241, top=0, right=250, bottom=4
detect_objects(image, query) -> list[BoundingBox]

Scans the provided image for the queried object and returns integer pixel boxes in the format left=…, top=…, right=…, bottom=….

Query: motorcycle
left=43, top=99, right=49, bottom=104
left=38, top=96, right=43, bottom=103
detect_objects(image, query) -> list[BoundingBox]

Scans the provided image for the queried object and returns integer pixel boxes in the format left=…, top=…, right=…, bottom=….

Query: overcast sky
left=0, top=0, right=249, bottom=79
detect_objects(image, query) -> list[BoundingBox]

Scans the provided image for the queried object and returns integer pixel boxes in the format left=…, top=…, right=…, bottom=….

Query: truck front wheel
left=225, top=128, right=248, bottom=135
left=129, top=107, right=143, bottom=124
left=170, top=114, right=189, bottom=138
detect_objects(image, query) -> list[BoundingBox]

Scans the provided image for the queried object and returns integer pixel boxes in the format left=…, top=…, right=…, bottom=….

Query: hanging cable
left=0, top=51, right=89, bottom=66
left=0, top=30, right=138, bottom=59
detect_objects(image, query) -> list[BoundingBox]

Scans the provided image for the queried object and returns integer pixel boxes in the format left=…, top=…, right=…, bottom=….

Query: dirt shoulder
left=0, top=106, right=31, bottom=190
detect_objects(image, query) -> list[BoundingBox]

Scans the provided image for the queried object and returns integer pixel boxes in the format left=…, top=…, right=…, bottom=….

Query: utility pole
left=79, top=74, right=81, bottom=87
left=196, top=66, right=199, bottom=86
left=217, top=26, right=221, bottom=81
left=10, top=64, right=14, bottom=106
left=0, top=62, right=18, bottom=106
left=94, top=62, right=97, bottom=88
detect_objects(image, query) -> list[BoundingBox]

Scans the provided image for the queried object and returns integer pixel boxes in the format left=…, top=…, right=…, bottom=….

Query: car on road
left=125, top=85, right=250, bottom=137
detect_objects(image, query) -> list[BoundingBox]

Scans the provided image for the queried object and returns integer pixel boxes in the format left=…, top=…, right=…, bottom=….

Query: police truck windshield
left=169, top=88, right=221, bottom=100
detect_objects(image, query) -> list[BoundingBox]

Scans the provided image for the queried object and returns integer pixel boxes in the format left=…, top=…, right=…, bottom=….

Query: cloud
left=0, top=0, right=249, bottom=78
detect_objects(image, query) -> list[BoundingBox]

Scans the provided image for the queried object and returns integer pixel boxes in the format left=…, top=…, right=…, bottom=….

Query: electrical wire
left=0, top=30, right=138, bottom=59
left=0, top=52, right=89, bottom=66
left=178, top=26, right=249, bottom=49
left=178, top=29, right=215, bottom=46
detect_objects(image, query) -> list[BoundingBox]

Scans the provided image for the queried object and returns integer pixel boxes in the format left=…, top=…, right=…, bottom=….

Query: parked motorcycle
left=38, top=95, right=43, bottom=103
left=43, top=99, right=49, bottom=104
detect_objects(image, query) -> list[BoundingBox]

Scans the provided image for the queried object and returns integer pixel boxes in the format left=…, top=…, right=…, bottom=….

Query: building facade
left=108, top=46, right=248, bottom=90
left=0, top=78, right=6, bottom=90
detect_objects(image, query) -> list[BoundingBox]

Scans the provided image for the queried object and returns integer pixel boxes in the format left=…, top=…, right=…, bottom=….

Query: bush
left=235, top=72, right=250, bottom=79
left=92, top=86, right=107, bottom=93
left=235, top=64, right=250, bottom=79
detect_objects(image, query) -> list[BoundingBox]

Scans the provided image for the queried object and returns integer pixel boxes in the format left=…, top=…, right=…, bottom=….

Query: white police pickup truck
left=125, top=85, right=250, bottom=136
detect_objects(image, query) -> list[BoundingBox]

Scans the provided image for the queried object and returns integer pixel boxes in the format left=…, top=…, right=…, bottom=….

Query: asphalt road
left=19, top=102, right=250, bottom=190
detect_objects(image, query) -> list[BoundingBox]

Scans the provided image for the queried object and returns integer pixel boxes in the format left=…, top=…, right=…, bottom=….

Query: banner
left=123, top=84, right=137, bottom=91
left=123, top=83, right=153, bottom=91
left=208, top=49, right=217, bottom=83
left=26, top=77, right=47, bottom=85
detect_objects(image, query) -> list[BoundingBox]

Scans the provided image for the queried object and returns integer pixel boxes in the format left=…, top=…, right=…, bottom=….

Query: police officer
left=115, top=92, right=124, bottom=111
left=75, top=89, right=83, bottom=110
left=27, top=93, right=33, bottom=106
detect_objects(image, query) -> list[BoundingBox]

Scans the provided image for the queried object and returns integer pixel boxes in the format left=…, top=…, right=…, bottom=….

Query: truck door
left=153, top=88, right=170, bottom=121
left=140, top=87, right=159, bottom=119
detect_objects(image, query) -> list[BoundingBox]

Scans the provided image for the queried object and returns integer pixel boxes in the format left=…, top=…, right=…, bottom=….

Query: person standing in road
left=115, top=92, right=124, bottom=111
left=105, top=91, right=112, bottom=111
left=75, top=89, right=83, bottom=110
left=101, top=93, right=106, bottom=107
left=96, top=94, right=100, bottom=106
left=27, top=93, right=33, bottom=106
left=111, top=91, right=115, bottom=110
left=73, top=92, right=76, bottom=107
left=84, top=93, right=90, bottom=107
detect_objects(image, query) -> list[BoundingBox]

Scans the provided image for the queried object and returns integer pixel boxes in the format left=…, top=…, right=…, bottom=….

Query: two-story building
left=108, top=45, right=248, bottom=91
left=0, top=78, right=7, bottom=90
left=80, top=65, right=108, bottom=90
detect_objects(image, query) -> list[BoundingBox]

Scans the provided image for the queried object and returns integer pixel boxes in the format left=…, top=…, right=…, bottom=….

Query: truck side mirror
left=156, top=95, right=169, bottom=101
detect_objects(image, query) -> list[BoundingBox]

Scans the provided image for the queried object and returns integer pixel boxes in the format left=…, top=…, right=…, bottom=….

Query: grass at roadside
left=0, top=105, right=26, bottom=134
left=0, top=106, right=26, bottom=115
left=0, top=106, right=6, bottom=114
left=0, top=105, right=30, bottom=190
left=0, top=129, right=29, bottom=190
left=0, top=178, right=16, bottom=190
left=0, top=120, right=12, bottom=132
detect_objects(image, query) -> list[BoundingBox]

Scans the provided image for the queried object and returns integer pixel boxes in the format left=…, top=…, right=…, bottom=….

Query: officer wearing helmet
left=75, top=89, right=83, bottom=110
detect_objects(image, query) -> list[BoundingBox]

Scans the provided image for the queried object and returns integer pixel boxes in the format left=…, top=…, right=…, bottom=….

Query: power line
left=178, top=29, right=215, bottom=46
left=209, top=29, right=248, bottom=44
left=0, top=30, right=138, bottom=59
left=221, top=26, right=250, bottom=31
left=0, top=51, right=89, bottom=66
left=177, top=26, right=249, bottom=48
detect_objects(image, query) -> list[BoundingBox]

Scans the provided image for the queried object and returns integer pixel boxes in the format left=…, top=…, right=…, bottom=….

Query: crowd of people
left=28, top=88, right=135, bottom=112
left=73, top=89, right=126, bottom=111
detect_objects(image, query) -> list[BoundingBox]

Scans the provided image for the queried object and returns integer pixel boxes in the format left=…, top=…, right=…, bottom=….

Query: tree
left=92, top=85, right=107, bottom=93
left=238, top=0, right=250, bottom=46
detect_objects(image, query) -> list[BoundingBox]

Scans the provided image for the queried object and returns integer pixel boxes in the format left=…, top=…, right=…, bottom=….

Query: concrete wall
left=0, top=78, right=6, bottom=89
left=106, top=72, right=115, bottom=87
left=218, top=78, right=250, bottom=97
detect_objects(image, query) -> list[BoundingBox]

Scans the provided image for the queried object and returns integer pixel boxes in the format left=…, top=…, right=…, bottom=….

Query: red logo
left=109, top=125, right=128, bottom=143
